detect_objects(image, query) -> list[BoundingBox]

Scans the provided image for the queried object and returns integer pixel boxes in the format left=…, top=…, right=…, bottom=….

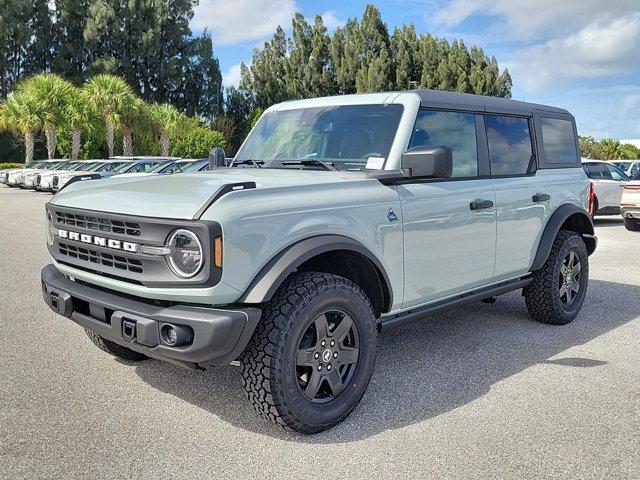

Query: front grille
left=59, top=242, right=143, bottom=274
left=55, top=212, right=141, bottom=237
left=52, top=176, right=59, bottom=187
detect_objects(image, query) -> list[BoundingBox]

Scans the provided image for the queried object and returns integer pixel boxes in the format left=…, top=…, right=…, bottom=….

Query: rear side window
left=540, top=118, right=578, bottom=164
left=583, top=163, right=611, bottom=180
left=485, top=115, right=533, bottom=176
left=409, top=110, right=478, bottom=178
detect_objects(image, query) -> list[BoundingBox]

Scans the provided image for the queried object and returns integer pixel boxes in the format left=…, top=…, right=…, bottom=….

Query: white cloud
left=320, top=11, right=345, bottom=31
left=192, top=0, right=298, bottom=46
left=222, top=63, right=243, bottom=88
left=432, top=0, right=639, bottom=38
left=507, top=14, right=640, bottom=91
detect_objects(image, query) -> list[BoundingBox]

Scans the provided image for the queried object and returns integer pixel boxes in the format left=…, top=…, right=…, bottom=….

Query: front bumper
left=41, top=264, right=261, bottom=368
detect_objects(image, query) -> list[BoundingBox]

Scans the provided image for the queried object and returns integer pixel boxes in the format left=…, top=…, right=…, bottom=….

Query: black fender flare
left=530, top=204, right=596, bottom=272
left=238, top=235, right=393, bottom=308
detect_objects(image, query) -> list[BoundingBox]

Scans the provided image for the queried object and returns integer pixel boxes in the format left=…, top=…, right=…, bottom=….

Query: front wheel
left=524, top=230, right=589, bottom=325
left=240, top=272, right=377, bottom=433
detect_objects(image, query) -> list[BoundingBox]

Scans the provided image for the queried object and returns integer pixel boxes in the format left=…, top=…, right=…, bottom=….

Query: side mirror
left=209, top=147, right=226, bottom=168
left=401, top=146, right=453, bottom=179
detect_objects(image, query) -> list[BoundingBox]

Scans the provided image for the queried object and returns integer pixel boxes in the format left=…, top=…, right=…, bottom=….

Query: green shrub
left=170, top=127, right=226, bottom=158
left=0, top=162, right=23, bottom=169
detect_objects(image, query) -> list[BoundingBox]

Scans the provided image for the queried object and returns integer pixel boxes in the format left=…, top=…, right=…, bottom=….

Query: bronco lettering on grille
left=56, top=229, right=138, bottom=252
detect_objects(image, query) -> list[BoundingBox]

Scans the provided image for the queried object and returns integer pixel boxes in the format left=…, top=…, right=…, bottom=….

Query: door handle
left=532, top=193, right=550, bottom=202
left=469, top=200, right=494, bottom=210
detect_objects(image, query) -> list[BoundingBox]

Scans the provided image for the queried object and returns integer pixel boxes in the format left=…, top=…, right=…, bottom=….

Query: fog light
left=160, top=323, right=191, bottom=347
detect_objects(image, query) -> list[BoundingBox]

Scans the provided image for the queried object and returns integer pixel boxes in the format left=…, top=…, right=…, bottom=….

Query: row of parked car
left=0, top=156, right=213, bottom=192
left=582, top=159, right=640, bottom=232
left=2, top=154, right=639, bottom=232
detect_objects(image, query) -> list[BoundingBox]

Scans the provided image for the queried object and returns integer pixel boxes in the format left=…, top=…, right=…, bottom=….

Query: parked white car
left=37, top=160, right=106, bottom=191
left=621, top=170, right=640, bottom=231
left=52, top=160, right=134, bottom=192
left=5, top=160, right=67, bottom=187
left=1, top=161, right=46, bottom=183
left=581, top=159, right=629, bottom=217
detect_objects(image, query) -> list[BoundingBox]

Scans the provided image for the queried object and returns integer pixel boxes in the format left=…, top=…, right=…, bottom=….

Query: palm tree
left=600, top=139, right=623, bottom=160
left=119, top=96, right=145, bottom=156
left=149, top=103, right=188, bottom=156
left=0, top=92, right=41, bottom=163
left=20, top=74, right=73, bottom=159
left=83, top=74, right=135, bottom=157
left=65, top=87, right=91, bottom=160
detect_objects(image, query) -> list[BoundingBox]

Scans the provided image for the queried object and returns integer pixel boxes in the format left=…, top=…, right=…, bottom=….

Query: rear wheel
left=240, top=272, right=377, bottom=433
left=624, top=217, right=640, bottom=232
left=524, top=230, right=589, bottom=325
left=85, top=329, right=149, bottom=361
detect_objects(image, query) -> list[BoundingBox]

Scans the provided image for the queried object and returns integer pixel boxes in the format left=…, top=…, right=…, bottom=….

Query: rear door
left=603, top=163, right=629, bottom=205
left=487, top=114, right=550, bottom=279
left=399, top=109, right=496, bottom=307
left=584, top=162, right=619, bottom=209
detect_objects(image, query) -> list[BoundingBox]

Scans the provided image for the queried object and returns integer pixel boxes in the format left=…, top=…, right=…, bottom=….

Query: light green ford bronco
left=42, top=90, right=596, bottom=433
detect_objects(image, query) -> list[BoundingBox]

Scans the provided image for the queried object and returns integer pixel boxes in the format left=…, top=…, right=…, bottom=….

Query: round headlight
left=166, top=229, right=203, bottom=278
left=46, top=210, right=55, bottom=246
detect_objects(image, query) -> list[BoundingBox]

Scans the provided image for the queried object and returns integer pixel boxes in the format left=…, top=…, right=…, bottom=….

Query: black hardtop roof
left=412, top=89, right=571, bottom=117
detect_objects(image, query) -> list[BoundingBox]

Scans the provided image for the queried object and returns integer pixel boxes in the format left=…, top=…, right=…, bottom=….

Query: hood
left=50, top=168, right=368, bottom=219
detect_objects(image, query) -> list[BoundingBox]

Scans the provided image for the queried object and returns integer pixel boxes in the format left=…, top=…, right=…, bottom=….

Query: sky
left=191, top=0, right=640, bottom=140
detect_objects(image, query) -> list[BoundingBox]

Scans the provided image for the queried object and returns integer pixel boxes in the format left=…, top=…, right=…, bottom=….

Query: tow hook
left=122, top=319, right=137, bottom=341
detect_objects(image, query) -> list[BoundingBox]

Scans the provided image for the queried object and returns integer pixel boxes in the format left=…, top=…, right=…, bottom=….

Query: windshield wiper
left=281, top=159, right=337, bottom=171
left=231, top=159, right=264, bottom=168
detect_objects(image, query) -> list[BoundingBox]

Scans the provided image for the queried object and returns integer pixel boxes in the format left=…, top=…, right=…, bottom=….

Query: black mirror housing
left=209, top=147, right=226, bottom=168
left=401, top=146, right=453, bottom=179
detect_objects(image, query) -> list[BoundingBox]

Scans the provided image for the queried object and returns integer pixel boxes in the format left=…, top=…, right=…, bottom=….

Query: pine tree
left=305, top=15, right=336, bottom=98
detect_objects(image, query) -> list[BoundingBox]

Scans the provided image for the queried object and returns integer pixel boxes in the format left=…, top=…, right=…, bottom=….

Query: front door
left=399, top=109, right=497, bottom=308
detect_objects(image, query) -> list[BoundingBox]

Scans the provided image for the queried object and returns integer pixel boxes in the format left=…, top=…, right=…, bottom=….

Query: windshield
left=59, top=162, right=86, bottom=170
left=181, top=160, right=209, bottom=173
left=93, top=161, right=127, bottom=172
left=235, top=104, right=404, bottom=171
left=116, top=160, right=169, bottom=173
left=147, top=161, right=186, bottom=173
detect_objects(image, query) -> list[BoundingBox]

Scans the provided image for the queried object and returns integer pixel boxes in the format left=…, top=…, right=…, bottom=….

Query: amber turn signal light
left=214, top=236, right=223, bottom=268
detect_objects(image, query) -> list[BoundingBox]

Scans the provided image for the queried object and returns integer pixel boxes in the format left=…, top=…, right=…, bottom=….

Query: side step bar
left=377, top=276, right=532, bottom=331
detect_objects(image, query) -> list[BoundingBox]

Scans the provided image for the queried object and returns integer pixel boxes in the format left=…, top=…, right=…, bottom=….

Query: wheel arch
left=238, top=235, right=393, bottom=316
left=531, top=203, right=596, bottom=272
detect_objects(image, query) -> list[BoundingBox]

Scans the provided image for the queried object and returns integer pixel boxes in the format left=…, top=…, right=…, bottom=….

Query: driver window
left=409, top=110, right=478, bottom=178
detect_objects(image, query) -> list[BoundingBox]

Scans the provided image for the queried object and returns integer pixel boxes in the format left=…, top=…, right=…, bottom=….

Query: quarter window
left=409, top=110, right=478, bottom=178
left=485, top=115, right=533, bottom=176
left=540, top=118, right=578, bottom=164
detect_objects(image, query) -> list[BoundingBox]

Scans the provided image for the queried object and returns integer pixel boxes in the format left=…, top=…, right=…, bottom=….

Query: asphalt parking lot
left=1, top=186, right=638, bottom=479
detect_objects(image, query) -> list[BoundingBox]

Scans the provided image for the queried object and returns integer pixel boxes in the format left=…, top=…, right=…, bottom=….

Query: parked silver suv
left=41, top=90, right=596, bottom=433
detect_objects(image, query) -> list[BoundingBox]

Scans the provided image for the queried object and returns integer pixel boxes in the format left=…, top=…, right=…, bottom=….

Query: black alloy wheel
left=296, top=310, right=360, bottom=403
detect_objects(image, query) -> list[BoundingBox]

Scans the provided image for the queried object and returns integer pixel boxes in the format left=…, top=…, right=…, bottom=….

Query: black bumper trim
left=41, top=264, right=261, bottom=368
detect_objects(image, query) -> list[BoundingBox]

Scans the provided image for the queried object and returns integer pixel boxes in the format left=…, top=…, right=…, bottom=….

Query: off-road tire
left=524, top=230, right=589, bottom=325
left=85, top=329, right=149, bottom=361
left=624, top=217, right=640, bottom=232
left=240, top=272, right=377, bottom=434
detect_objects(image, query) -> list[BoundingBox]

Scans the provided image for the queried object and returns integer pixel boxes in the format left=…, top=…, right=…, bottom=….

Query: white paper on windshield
left=365, top=157, right=385, bottom=170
